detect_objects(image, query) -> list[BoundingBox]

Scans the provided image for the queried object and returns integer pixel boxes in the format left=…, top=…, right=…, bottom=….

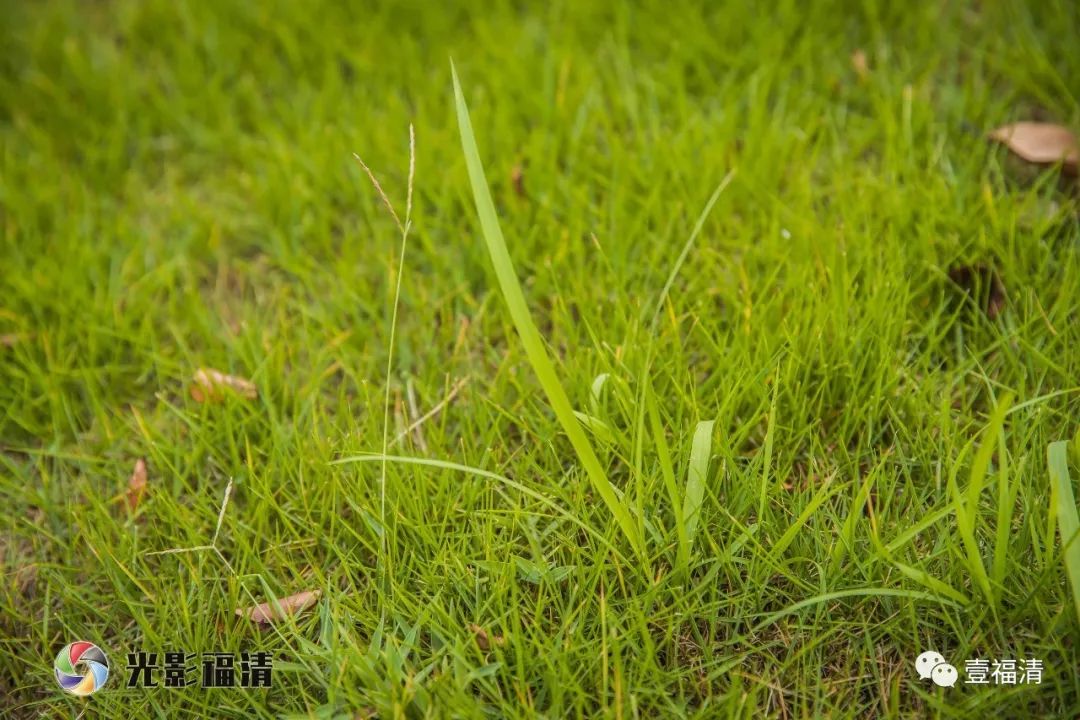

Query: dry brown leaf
left=125, top=458, right=148, bottom=511
left=469, top=623, right=505, bottom=651
left=237, top=589, right=321, bottom=623
left=0, top=333, right=25, bottom=348
left=191, top=367, right=258, bottom=403
left=989, top=122, right=1078, bottom=173
left=850, top=49, right=869, bottom=81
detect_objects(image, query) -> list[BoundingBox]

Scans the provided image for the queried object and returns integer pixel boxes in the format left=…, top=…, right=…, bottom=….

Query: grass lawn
left=3, top=0, right=1080, bottom=717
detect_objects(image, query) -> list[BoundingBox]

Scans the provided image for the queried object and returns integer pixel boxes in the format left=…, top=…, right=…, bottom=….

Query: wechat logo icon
left=916, top=650, right=958, bottom=688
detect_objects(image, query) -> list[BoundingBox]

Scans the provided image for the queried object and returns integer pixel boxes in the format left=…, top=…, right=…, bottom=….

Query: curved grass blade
left=333, top=453, right=632, bottom=566
left=648, top=171, right=735, bottom=330
left=451, top=64, right=645, bottom=561
left=573, top=411, right=619, bottom=446
left=750, top=588, right=962, bottom=633
left=868, top=529, right=971, bottom=605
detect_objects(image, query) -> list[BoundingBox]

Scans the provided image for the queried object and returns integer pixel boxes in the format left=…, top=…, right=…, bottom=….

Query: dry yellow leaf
left=989, top=121, right=1078, bottom=173
left=125, top=458, right=148, bottom=511
left=191, top=367, right=258, bottom=402
left=237, top=590, right=321, bottom=623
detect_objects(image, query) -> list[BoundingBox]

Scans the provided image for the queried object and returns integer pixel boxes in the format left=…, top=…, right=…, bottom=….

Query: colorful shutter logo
left=54, top=641, right=110, bottom=696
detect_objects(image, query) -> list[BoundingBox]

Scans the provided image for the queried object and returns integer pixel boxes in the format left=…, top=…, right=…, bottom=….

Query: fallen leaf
left=468, top=623, right=505, bottom=651
left=191, top=367, right=258, bottom=402
left=988, top=122, right=1078, bottom=173
left=850, top=49, right=869, bottom=80
left=948, top=264, right=1006, bottom=319
left=0, top=333, right=24, bottom=348
left=125, top=458, right=148, bottom=511
left=237, top=590, right=321, bottom=623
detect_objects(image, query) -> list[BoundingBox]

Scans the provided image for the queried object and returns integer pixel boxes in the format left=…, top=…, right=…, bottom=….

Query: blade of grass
left=645, top=384, right=687, bottom=571
left=451, top=64, right=645, bottom=561
left=757, top=368, right=780, bottom=522
left=884, top=505, right=953, bottom=555
left=964, top=394, right=1012, bottom=527
left=648, top=170, right=735, bottom=330
left=946, top=443, right=993, bottom=606
left=868, top=531, right=971, bottom=605
left=829, top=469, right=876, bottom=573
left=768, top=475, right=845, bottom=562
left=682, top=420, right=716, bottom=556
left=992, top=432, right=1026, bottom=603
left=749, top=588, right=963, bottom=633
left=332, top=453, right=631, bottom=565
left=573, top=411, right=619, bottom=446
left=1048, top=440, right=1080, bottom=624
left=589, top=373, right=610, bottom=416
left=883, top=559, right=971, bottom=605
left=948, top=397, right=1011, bottom=607
left=634, top=172, right=733, bottom=570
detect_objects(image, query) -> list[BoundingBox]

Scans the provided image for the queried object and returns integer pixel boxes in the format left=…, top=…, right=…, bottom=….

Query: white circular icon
left=915, top=650, right=946, bottom=680
left=931, top=662, right=958, bottom=687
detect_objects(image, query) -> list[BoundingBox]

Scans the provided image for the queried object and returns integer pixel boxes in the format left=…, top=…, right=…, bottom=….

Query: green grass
left=2, top=0, right=1080, bottom=717
left=452, top=64, right=645, bottom=563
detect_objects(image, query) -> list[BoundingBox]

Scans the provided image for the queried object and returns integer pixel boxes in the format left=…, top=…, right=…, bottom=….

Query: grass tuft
left=451, top=63, right=645, bottom=562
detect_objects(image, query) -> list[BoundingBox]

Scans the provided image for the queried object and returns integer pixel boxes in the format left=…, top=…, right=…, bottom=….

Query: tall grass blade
left=757, top=371, right=780, bottom=521
left=451, top=64, right=645, bottom=560
left=964, top=394, right=1012, bottom=529
left=645, top=386, right=687, bottom=571
left=992, top=430, right=1025, bottom=603
left=1048, top=440, right=1080, bottom=624
left=948, top=397, right=1010, bottom=606
left=947, top=446, right=993, bottom=605
left=648, top=171, right=735, bottom=330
